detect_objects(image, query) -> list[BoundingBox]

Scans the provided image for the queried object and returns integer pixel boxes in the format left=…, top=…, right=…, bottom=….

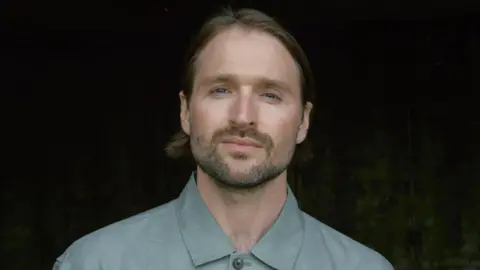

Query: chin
left=227, top=168, right=254, bottom=177
left=219, top=172, right=265, bottom=190
left=222, top=161, right=257, bottom=176
left=225, top=159, right=260, bottom=172
left=225, top=151, right=263, bottom=162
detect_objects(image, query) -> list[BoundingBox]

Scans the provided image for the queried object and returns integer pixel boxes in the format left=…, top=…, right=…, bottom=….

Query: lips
left=220, top=136, right=262, bottom=148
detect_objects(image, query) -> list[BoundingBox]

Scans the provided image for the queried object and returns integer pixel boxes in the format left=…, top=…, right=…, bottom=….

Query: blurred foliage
left=289, top=123, right=480, bottom=270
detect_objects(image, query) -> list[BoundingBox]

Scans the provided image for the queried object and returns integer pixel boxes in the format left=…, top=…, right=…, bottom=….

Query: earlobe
left=179, top=91, right=190, bottom=135
left=296, top=126, right=307, bottom=144
left=296, top=102, right=313, bottom=144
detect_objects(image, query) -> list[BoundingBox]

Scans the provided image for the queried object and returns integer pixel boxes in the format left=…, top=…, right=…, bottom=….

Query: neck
left=196, top=168, right=288, bottom=253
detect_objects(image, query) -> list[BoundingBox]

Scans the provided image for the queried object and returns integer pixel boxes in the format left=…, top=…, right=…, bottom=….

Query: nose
left=228, top=91, right=257, bottom=127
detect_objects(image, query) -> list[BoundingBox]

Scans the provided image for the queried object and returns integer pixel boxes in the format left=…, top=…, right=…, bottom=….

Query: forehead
left=194, top=27, right=300, bottom=92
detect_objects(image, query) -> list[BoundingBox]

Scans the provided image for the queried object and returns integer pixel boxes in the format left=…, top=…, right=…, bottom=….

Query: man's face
left=180, top=27, right=312, bottom=190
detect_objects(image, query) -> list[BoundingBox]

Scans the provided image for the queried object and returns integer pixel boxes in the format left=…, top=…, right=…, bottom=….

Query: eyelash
left=211, top=87, right=229, bottom=94
left=262, top=92, right=281, bottom=100
left=209, top=87, right=282, bottom=101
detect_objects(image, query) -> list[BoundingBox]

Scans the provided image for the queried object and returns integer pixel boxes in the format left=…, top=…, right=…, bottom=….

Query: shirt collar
left=175, top=172, right=304, bottom=269
left=175, top=173, right=236, bottom=266
left=251, top=182, right=304, bottom=270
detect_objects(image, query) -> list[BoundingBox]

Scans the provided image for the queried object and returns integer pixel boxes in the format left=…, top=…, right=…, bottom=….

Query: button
left=232, top=257, right=244, bottom=269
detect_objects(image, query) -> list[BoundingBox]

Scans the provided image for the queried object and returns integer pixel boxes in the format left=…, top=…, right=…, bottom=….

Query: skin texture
left=179, top=26, right=312, bottom=252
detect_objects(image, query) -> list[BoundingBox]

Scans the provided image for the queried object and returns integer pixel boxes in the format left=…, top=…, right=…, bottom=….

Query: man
left=54, top=8, right=394, bottom=270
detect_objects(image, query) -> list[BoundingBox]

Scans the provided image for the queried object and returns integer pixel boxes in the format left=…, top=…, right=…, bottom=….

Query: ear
left=179, top=91, right=190, bottom=135
left=296, top=102, right=313, bottom=144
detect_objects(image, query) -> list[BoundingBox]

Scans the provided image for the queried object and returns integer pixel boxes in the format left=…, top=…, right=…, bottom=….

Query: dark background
left=2, top=0, right=479, bottom=269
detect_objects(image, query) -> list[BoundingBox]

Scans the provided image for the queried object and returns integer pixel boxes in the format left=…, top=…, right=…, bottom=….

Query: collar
left=251, top=181, right=305, bottom=270
left=175, top=172, right=304, bottom=269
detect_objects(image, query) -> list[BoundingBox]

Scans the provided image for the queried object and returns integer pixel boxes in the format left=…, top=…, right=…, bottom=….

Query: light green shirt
left=54, top=173, right=394, bottom=270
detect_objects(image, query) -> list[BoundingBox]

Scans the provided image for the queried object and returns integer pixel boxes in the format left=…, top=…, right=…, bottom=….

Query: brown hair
left=165, top=7, right=316, bottom=167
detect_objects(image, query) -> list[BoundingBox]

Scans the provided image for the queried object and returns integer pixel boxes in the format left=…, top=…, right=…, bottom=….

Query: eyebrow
left=198, top=73, right=291, bottom=92
left=199, top=74, right=234, bottom=86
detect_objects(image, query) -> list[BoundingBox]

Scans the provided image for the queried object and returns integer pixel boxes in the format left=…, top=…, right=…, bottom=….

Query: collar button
left=232, top=257, right=244, bottom=269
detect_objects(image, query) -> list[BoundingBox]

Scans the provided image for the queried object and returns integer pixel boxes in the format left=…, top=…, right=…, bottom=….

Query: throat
left=195, top=167, right=288, bottom=253
left=221, top=206, right=274, bottom=252
left=231, top=236, right=258, bottom=253
left=218, top=196, right=286, bottom=253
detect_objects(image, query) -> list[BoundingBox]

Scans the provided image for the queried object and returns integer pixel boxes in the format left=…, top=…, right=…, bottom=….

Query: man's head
left=166, top=8, right=315, bottom=190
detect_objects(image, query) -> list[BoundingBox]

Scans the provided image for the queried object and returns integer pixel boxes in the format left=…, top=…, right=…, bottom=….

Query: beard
left=190, top=125, right=295, bottom=191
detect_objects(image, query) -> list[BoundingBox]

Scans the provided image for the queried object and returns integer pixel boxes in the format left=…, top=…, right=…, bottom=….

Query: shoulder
left=300, top=212, right=394, bottom=270
left=54, top=200, right=178, bottom=270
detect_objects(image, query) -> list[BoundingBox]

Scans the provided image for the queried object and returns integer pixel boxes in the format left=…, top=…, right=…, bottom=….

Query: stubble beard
left=191, top=133, right=294, bottom=192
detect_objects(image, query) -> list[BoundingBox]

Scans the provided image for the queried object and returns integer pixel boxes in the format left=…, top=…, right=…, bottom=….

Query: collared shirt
left=53, top=173, right=394, bottom=270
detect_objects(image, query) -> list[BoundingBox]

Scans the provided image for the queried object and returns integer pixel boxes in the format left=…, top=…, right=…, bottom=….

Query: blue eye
left=213, top=87, right=228, bottom=94
left=262, top=92, right=280, bottom=100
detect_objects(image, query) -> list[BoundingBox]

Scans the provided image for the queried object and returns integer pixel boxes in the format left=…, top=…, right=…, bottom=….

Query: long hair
left=165, top=7, right=316, bottom=167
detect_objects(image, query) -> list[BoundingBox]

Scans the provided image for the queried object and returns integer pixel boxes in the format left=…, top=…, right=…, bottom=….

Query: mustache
left=212, top=126, right=273, bottom=150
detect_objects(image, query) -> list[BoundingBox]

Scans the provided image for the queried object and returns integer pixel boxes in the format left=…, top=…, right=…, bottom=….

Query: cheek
left=259, top=110, right=301, bottom=148
left=276, top=122, right=299, bottom=148
left=190, top=104, right=225, bottom=138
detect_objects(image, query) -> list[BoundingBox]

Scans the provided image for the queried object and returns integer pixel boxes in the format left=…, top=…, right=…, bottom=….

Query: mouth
left=220, top=136, right=263, bottom=148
